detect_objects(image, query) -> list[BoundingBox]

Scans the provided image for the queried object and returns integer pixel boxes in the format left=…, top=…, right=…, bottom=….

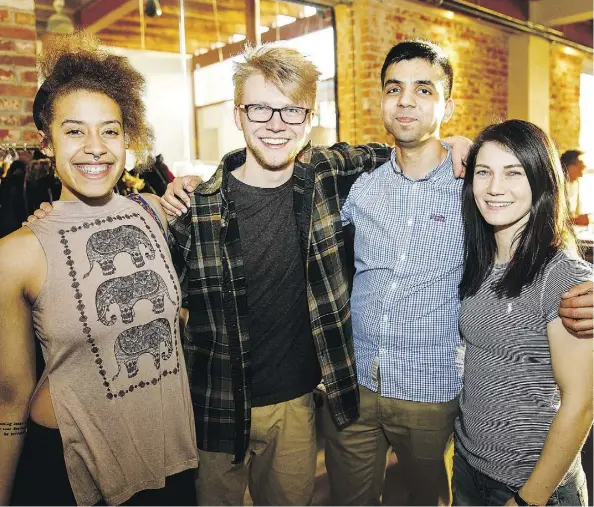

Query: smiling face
left=381, top=58, right=454, bottom=147
left=472, top=142, right=533, bottom=235
left=234, top=73, right=312, bottom=173
left=43, top=89, right=126, bottom=202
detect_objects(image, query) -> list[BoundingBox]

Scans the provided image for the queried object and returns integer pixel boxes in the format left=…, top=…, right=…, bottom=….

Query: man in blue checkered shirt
left=323, top=38, right=593, bottom=507
left=322, top=40, right=469, bottom=506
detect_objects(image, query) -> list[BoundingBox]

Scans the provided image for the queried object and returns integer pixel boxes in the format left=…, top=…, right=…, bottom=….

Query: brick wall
left=549, top=45, right=586, bottom=154
left=335, top=0, right=508, bottom=145
left=0, top=0, right=37, bottom=145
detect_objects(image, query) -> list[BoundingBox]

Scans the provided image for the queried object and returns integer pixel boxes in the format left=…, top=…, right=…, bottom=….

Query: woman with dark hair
left=454, top=120, right=593, bottom=506
left=0, top=32, right=197, bottom=505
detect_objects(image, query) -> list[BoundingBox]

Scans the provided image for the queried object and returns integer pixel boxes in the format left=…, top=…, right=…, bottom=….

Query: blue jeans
left=453, top=451, right=588, bottom=506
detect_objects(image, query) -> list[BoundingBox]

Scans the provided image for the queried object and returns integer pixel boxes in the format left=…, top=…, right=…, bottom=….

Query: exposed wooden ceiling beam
left=35, top=0, right=336, bottom=55
left=100, top=24, right=247, bottom=41
left=193, top=14, right=331, bottom=67
left=156, top=1, right=302, bottom=19
left=559, top=21, right=594, bottom=47
left=74, top=0, right=138, bottom=33
left=111, top=11, right=283, bottom=28
left=530, top=0, right=593, bottom=26
left=102, top=38, right=181, bottom=52
left=463, top=0, right=528, bottom=21
left=106, top=16, right=286, bottom=34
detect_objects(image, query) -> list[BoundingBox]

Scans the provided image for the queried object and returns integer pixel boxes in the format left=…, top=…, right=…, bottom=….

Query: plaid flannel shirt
left=168, top=142, right=390, bottom=463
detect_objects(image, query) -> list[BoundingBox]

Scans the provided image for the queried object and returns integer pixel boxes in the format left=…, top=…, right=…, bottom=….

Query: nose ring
left=93, top=155, right=100, bottom=161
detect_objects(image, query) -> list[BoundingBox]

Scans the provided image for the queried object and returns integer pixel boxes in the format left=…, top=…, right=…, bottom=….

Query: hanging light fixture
left=46, top=0, right=74, bottom=34
left=145, top=0, right=162, bottom=18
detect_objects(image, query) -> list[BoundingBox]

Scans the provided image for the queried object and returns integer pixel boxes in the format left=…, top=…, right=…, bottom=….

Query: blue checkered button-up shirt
left=341, top=145, right=465, bottom=403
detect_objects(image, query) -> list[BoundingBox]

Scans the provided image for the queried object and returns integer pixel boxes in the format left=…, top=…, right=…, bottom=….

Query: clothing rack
left=1, top=143, right=44, bottom=177
left=0, top=142, right=41, bottom=150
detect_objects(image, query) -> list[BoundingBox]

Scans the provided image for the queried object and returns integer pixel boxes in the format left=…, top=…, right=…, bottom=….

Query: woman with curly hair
left=0, top=32, right=197, bottom=505
left=454, top=120, right=593, bottom=506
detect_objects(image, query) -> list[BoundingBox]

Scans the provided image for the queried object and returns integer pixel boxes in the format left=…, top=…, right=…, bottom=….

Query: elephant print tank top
left=25, top=193, right=197, bottom=505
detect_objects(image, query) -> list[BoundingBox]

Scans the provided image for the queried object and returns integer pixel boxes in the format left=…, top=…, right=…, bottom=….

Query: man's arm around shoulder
left=318, top=142, right=390, bottom=200
left=324, top=142, right=391, bottom=175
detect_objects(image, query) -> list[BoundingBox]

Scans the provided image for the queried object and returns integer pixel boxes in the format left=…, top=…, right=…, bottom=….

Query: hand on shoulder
left=160, top=176, right=202, bottom=217
left=26, top=202, right=53, bottom=223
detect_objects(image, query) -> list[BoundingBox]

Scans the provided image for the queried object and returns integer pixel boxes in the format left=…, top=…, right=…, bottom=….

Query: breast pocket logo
left=429, top=213, right=446, bottom=223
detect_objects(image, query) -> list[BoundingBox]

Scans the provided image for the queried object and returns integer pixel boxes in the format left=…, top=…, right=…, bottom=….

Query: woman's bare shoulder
left=0, top=226, right=45, bottom=285
left=139, top=192, right=169, bottom=229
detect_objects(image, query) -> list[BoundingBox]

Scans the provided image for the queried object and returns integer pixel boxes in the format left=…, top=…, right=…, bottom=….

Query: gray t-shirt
left=228, top=173, right=320, bottom=407
left=455, top=249, right=593, bottom=487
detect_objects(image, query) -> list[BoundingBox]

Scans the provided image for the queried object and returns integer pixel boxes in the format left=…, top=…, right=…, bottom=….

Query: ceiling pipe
left=416, top=0, right=593, bottom=54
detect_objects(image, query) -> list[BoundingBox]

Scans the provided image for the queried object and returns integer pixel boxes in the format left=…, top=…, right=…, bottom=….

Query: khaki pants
left=195, top=392, right=317, bottom=506
left=323, top=384, right=459, bottom=506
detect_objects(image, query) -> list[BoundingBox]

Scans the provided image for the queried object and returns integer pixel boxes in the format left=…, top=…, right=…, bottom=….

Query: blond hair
left=233, top=44, right=320, bottom=109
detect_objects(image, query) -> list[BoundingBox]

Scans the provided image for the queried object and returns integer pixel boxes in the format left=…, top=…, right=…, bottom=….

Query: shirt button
left=407, top=219, right=413, bottom=226
left=400, top=254, right=406, bottom=261
left=383, top=315, right=388, bottom=322
left=391, top=282, right=397, bottom=289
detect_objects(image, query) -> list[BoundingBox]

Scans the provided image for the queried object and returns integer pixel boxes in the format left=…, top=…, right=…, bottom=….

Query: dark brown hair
left=381, top=39, right=454, bottom=99
left=36, top=31, right=154, bottom=168
left=459, top=120, right=576, bottom=299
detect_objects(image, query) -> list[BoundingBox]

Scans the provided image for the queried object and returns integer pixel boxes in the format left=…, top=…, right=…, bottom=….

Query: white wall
left=197, top=101, right=245, bottom=163
left=106, top=46, right=195, bottom=173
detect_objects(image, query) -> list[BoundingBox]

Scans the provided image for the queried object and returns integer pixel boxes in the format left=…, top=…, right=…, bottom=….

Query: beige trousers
left=195, top=392, right=317, bottom=506
left=323, top=384, right=459, bottom=506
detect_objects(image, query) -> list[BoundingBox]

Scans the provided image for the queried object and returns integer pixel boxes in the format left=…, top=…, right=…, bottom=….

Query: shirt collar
left=389, top=141, right=453, bottom=183
left=194, top=141, right=314, bottom=196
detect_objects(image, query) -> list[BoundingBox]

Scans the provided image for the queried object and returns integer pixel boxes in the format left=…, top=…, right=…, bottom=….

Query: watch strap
left=514, top=490, right=537, bottom=506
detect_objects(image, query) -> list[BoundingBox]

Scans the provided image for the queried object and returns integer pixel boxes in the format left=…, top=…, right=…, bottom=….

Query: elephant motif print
left=96, top=270, right=175, bottom=326
left=112, top=318, right=173, bottom=380
left=83, top=225, right=155, bottom=278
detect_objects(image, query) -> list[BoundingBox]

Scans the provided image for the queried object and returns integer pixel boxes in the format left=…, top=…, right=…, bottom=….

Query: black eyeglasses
left=238, top=104, right=311, bottom=125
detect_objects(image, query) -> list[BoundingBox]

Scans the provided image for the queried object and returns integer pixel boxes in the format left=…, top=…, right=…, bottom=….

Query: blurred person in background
left=143, top=154, right=174, bottom=196
left=561, top=149, right=589, bottom=226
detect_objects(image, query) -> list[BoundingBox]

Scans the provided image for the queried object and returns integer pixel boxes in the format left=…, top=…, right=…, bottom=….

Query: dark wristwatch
left=514, top=491, right=538, bottom=506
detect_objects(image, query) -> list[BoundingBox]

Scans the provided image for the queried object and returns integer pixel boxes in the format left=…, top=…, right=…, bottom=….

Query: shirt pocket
left=418, top=201, right=464, bottom=271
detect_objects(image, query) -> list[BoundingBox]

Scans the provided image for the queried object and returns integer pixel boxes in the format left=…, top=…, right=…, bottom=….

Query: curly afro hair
left=36, top=31, right=154, bottom=169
